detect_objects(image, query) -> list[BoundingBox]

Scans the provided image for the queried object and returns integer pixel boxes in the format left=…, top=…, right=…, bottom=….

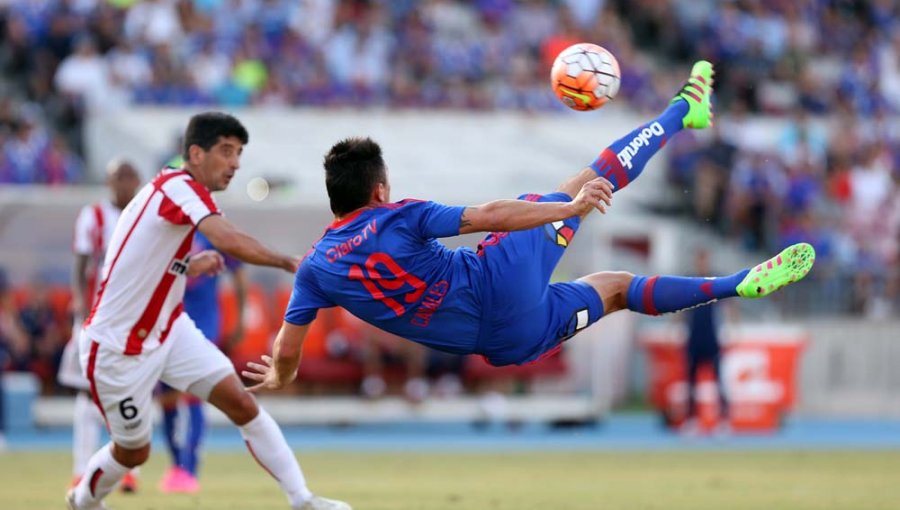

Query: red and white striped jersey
left=84, top=168, right=220, bottom=355
left=73, top=200, right=122, bottom=310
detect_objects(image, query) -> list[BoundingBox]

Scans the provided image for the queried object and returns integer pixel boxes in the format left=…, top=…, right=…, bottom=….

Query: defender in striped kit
left=67, top=113, right=350, bottom=510
left=58, top=159, right=142, bottom=494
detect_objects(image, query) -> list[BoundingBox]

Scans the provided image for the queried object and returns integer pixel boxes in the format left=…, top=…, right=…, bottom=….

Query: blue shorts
left=475, top=192, right=605, bottom=366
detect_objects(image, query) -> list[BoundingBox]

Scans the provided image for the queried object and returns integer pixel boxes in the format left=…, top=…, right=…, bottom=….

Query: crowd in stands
left=2, top=0, right=896, bottom=114
left=634, top=0, right=900, bottom=316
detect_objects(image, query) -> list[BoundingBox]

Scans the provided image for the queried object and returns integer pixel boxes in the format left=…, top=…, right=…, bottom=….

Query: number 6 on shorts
left=119, top=397, right=138, bottom=420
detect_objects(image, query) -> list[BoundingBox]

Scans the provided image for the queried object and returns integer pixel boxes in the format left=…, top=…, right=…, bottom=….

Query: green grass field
left=2, top=450, right=899, bottom=510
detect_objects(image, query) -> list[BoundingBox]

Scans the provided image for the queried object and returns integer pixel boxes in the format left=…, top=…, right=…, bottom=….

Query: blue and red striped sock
left=626, top=269, right=750, bottom=315
left=589, top=100, right=688, bottom=191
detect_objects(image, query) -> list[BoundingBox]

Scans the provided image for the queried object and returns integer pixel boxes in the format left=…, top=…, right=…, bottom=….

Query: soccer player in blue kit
left=159, top=230, right=247, bottom=493
left=244, top=62, right=815, bottom=393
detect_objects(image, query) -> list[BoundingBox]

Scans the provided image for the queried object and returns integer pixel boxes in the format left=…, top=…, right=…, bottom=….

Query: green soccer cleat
left=736, top=243, right=816, bottom=299
left=671, top=60, right=714, bottom=129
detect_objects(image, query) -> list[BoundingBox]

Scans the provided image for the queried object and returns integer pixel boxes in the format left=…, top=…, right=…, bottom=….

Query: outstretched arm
left=243, top=321, right=309, bottom=392
left=458, top=177, right=614, bottom=234
left=197, top=215, right=298, bottom=272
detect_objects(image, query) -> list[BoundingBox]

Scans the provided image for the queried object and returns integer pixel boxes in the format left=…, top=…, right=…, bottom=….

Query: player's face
left=194, top=136, right=243, bottom=192
left=109, top=166, right=141, bottom=208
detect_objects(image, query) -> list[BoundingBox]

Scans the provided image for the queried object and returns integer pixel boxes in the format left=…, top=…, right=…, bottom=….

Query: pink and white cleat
left=158, top=466, right=200, bottom=494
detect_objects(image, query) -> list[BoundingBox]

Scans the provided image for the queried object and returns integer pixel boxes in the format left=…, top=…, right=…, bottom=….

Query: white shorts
left=58, top=317, right=89, bottom=391
left=79, top=313, right=235, bottom=448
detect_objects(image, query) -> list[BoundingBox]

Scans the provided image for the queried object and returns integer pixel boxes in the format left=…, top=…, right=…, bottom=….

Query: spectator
left=39, top=134, right=83, bottom=184
left=288, top=0, right=337, bottom=48
left=0, top=268, right=30, bottom=447
left=53, top=35, right=114, bottom=111
left=0, top=13, right=37, bottom=93
left=189, top=39, right=231, bottom=94
left=123, top=0, right=183, bottom=46
left=106, top=39, right=153, bottom=89
left=1, top=114, right=49, bottom=184
left=325, top=5, right=392, bottom=101
left=18, top=282, right=66, bottom=395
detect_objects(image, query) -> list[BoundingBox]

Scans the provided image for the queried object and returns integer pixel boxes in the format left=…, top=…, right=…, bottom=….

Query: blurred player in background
left=246, top=62, right=815, bottom=400
left=67, top=112, right=349, bottom=510
left=57, top=160, right=141, bottom=492
left=681, top=248, right=734, bottom=435
left=158, top=230, right=247, bottom=493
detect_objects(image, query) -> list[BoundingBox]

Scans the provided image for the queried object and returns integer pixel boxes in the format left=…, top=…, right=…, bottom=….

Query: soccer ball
left=550, top=43, right=621, bottom=111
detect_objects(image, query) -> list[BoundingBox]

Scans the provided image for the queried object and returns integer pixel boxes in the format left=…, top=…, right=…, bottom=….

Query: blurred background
left=0, top=0, right=898, bottom=504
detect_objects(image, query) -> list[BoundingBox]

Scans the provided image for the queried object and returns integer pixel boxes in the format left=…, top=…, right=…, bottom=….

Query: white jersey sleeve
left=159, top=177, right=220, bottom=226
left=73, top=205, right=97, bottom=255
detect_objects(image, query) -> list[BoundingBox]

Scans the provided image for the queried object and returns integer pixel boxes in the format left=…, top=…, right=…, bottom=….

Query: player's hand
left=570, top=177, right=614, bottom=216
left=186, top=250, right=225, bottom=277
left=243, top=355, right=294, bottom=392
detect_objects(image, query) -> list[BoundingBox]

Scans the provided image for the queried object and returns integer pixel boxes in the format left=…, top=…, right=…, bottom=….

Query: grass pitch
left=2, top=450, right=899, bottom=510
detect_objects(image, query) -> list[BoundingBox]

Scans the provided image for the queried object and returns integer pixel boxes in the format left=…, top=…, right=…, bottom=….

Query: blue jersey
left=285, top=200, right=485, bottom=355
left=184, top=231, right=242, bottom=342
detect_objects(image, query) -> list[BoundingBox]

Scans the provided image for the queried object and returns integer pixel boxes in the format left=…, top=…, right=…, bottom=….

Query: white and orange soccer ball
left=551, top=43, right=621, bottom=111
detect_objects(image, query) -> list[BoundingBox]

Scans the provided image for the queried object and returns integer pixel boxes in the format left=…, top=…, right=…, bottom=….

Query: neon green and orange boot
left=671, top=60, right=714, bottom=129
left=737, top=243, right=816, bottom=299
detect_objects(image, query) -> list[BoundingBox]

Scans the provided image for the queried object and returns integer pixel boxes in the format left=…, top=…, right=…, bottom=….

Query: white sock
left=74, top=443, right=129, bottom=506
left=73, top=391, right=103, bottom=477
left=239, top=408, right=313, bottom=507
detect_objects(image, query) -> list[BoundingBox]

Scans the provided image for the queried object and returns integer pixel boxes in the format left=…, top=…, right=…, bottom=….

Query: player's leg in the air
left=556, top=60, right=714, bottom=200
left=484, top=243, right=816, bottom=366
left=479, top=61, right=716, bottom=339
left=583, top=242, right=815, bottom=320
left=536, top=62, right=811, bottom=360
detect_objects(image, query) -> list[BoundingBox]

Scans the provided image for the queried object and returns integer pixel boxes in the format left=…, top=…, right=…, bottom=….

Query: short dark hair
left=182, top=112, right=249, bottom=160
left=324, top=137, right=387, bottom=216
